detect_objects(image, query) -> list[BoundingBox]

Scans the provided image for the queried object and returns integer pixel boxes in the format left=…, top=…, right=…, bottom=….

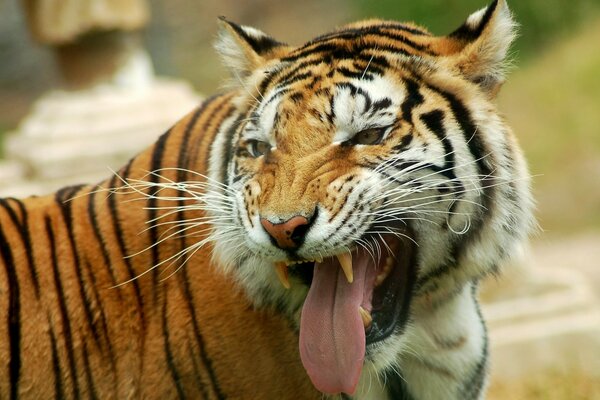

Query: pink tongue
left=299, top=253, right=374, bottom=395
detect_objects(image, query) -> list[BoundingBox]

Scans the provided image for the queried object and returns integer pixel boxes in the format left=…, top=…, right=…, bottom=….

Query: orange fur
left=0, top=2, right=526, bottom=398
left=0, top=104, right=320, bottom=398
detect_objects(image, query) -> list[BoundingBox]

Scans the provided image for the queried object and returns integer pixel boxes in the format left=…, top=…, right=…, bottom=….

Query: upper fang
left=336, top=252, right=353, bottom=283
left=274, top=262, right=291, bottom=289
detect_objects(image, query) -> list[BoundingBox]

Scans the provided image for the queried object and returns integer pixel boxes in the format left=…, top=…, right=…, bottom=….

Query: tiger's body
left=0, top=111, right=319, bottom=399
left=0, top=1, right=533, bottom=399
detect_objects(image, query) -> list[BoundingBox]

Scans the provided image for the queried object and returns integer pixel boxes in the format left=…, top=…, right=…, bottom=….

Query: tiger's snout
left=260, top=209, right=317, bottom=250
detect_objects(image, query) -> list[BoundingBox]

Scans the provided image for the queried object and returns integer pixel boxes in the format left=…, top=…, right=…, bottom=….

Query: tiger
left=0, top=0, right=533, bottom=398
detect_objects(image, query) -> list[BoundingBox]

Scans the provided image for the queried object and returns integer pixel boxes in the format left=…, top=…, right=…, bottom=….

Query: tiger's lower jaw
left=284, top=230, right=417, bottom=396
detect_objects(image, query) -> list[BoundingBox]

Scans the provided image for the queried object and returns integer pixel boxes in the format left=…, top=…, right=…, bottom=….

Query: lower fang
left=359, top=306, right=372, bottom=329
left=375, top=256, right=394, bottom=286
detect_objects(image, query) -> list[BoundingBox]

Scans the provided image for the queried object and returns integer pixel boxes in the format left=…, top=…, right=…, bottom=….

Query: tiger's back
left=0, top=98, right=319, bottom=399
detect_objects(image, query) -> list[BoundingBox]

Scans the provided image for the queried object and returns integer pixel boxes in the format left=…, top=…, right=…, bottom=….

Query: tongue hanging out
left=299, top=250, right=378, bottom=395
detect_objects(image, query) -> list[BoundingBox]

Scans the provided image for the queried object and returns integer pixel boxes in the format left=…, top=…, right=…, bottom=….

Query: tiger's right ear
left=215, top=18, right=290, bottom=78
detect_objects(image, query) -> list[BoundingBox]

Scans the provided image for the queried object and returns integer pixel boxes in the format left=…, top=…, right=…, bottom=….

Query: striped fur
left=0, top=1, right=533, bottom=399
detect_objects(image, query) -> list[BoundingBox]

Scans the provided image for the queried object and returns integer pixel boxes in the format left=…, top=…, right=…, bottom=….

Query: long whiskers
left=97, top=168, right=243, bottom=287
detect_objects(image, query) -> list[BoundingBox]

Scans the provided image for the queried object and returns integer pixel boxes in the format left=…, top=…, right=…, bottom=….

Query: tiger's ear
left=215, top=18, right=289, bottom=79
left=445, top=0, right=517, bottom=96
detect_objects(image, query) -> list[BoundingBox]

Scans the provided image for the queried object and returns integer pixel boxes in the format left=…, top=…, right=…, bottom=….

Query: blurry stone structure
left=0, top=0, right=200, bottom=197
left=482, top=248, right=600, bottom=380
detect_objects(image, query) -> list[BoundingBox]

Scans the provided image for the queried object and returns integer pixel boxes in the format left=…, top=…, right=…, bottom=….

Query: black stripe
left=82, top=258, right=116, bottom=373
left=186, top=340, right=209, bottom=400
left=258, top=59, right=324, bottom=95
left=460, top=286, right=489, bottom=399
left=283, top=42, right=410, bottom=64
left=383, top=368, right=416, bottom=400
left=303, top=26, right=432, bottom=54
left=312, top=22, right=431, bottom=43
left=45, top=215, right=81, bottom=399
left=450, top=0, right=499, bottom=41
left=428, top=88, right=490, bottom=176
left=162, top=291, right=186, bottom=399
left=107, top=166, right=146, bottom=332
left=221, top=18, right=286, bottom=55
left=425, top=84, right=494, bottom=260
left=55, top=186, right=105, bottom=352
left=335, top=67, right=373, bottom=80
left=48, top=321, right=65, bottom=399
left=50, top=192, right=118, bottom=377
left=401, top=79, right=424, bottom=121
left=81, top=336, right=99, bottom=400
left=419, top=109, right=457, bottom=181
left=53, top=188, right=118, bottom=379
left=183, top=95, right=233, bottom=173
left=172, top=96, right=228, bottom=399
left=372, top=97, right=392, bottom=113
left=278, top=71, right=314, bottom=88
left=0, top=216, right=21, bottom=400
left=173, top=98, right=227, bottom=399
left=178, top=95, right=220, bottom=176
left=414, top=260, right=453, bottom=293
left=1, top=198, right=40, bottom=297
left=223, top=114, right=247, bottom=184
left=87, top=188, right=120, bottom=289
left=262, top=53, right=388, bottom=95
left=147, top=129, right=171, bottom=304
left=379, top=161, right=454, bottom=181
left=180, top=270, right=224, bottom=399
left=203, top=102, right=237, bottom=176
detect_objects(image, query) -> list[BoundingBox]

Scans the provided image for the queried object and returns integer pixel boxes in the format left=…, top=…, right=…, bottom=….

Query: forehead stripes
left=284, top=23, right=436, bottom=61
left=257, top=21, right=438, bottom=95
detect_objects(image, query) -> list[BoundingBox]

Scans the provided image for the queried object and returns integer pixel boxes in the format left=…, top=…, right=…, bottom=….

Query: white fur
left=205, top=2, right=532, bottom=399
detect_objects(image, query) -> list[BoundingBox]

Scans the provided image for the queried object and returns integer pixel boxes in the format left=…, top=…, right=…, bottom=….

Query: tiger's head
left=206, top=0, right=533, bottom=395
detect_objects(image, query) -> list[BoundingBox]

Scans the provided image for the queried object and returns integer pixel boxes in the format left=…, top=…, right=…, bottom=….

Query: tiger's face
left=208, top=0, right=533, bottom=396
left=234, top=65, right=422, bottom=395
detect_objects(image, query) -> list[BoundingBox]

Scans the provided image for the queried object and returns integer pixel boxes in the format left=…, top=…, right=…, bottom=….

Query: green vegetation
left=498, top=19, right=600, bottom=234
left=350, top=0, right=600, bottom=61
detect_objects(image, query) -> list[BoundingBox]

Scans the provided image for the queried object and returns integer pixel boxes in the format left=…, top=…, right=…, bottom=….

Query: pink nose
left=260, top=216, right=310, bottom=249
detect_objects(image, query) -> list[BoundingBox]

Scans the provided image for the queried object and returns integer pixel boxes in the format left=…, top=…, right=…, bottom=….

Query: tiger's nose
left=260, top=215, right=311, bottom=250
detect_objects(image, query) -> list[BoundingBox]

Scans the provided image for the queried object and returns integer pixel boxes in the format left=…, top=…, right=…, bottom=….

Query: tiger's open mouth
left=275, top=228, right=417, bottom=395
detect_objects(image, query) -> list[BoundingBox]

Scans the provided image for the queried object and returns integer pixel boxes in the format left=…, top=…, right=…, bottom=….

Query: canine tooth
left=375, top=256, right=395, bottom=286
left=275, top=262, right=291, bottom=289
left=336, top=252, right=353, bottom=283
left=385, top=256, right=394, bottom=269
left=359, top=306, right=372, bottom=329
left=315, top=255, right=323, bottom=263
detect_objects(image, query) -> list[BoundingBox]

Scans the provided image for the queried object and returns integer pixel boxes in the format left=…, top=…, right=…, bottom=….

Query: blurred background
left=1, top=0, right=599, bottom=398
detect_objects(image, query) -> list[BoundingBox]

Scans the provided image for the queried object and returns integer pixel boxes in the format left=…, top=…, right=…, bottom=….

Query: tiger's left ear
left=444, top=0, right=517, bottom=97
left=215, top=18, right=290, bottom=79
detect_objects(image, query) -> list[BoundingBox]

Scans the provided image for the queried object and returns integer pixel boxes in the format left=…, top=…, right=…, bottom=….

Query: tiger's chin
left=274, top=227, right=418, bottom=395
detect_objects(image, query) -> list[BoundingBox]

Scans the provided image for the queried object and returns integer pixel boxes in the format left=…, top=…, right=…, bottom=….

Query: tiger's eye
left=248, top=140, right=271, bottom=157
left=352, top=127, right=386, bottom=145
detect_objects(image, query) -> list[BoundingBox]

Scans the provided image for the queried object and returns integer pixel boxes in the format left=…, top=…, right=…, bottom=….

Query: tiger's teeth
left=375, top=256, right=395, bottom=286
left=336, top=252, right=353, bottom=283
left=274, top=262, right=290, bottom=289
left=359, top=306, right=372, bottom=329
left=315, top=255, right=323, bottom=263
